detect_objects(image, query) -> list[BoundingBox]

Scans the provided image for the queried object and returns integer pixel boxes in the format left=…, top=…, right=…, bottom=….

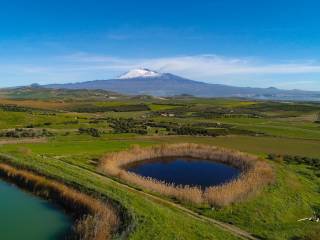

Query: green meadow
left=0, top=90, right=320, bottom=239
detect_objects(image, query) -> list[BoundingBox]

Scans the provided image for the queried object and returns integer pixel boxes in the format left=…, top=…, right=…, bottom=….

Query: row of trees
left=72, top=104, right=150, bottom=113
left=167, top=126, right=218, bottom=137
left=268, top=153, right=320, bottom=174
left=0, top=104, right=35, bottom=112
left=315, top=112, right=320, bottom=123
left=0, top=128, right=54, bottom=138
left=282, top=155, right=320, bottom=168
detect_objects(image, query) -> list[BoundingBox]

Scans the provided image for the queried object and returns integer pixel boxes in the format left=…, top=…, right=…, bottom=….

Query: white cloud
left=65, top=53, right=320, bottom=78
left=143, top=55, right=320, bottom=77
left=1, top=53, right=320, bottom=90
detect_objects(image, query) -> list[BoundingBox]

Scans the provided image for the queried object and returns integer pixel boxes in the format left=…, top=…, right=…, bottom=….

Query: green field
left=0, top=89, right=320, bottom=240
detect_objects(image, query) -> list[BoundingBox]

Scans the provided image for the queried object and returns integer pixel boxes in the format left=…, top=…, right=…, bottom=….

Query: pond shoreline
left=0, top=161, right=120, bottom=240
left=101, top=143, right=275, bottom=207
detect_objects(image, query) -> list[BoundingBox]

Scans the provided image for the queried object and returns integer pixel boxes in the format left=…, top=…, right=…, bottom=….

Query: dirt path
left=0, top=138, right=47, bottom=145
left=105, top=174, right=259, bottom=240
left=57, top=159, right=258, bottom=240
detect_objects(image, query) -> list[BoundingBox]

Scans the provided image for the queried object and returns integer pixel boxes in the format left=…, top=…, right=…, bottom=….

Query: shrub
left=72, top=104, right=150, bottom=113
left=0, top=128, right=54, bottom=138
left=267, top=153, right=278, bottom=160
left=78, top=128, right=102, bottom=137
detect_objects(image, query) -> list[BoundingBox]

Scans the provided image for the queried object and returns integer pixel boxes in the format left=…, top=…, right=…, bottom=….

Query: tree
left=315, top=112, right=320, bottom=123
left=78, top=127, right=101, bottom=137
left=89, top=128, right=101, bottom=137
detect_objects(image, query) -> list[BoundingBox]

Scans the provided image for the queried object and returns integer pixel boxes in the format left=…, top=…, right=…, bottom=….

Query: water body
left=127, top=157, right=240, bottom=188
left=0, top=180, right=71, bottom=240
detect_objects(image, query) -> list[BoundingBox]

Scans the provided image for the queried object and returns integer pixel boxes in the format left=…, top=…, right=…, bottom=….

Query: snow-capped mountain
left=44, top=69, right=320, bottom=101
left=119, top=68, right=161, bottom=79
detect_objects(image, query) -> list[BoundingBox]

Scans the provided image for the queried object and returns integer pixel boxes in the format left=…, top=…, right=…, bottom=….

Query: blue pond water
left=127, top=157, right=240, bottom=188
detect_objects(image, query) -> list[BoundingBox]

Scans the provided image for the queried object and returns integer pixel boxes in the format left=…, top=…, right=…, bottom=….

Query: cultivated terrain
left=0, top=86, right=320, bottom=239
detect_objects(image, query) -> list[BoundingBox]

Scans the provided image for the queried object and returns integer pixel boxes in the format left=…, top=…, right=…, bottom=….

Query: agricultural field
left=0, top=88, right=320, bottom=240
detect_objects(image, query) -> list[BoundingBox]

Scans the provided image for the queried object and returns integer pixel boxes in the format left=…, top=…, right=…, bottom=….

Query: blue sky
left=1, top=0, right=320, bottom=90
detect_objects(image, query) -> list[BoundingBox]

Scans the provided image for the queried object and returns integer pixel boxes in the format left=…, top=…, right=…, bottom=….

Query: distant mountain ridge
left=45, top=69, right=320, bottom=101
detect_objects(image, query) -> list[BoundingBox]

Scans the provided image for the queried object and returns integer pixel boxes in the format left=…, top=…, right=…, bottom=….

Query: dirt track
left=0, top=138, right=47, bottom=145
left=58, top=158, right=259, bottom=240
left=105, top=173, right=259, bottom=240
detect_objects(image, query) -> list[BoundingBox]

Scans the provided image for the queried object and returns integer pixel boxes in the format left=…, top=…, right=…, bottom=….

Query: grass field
left=0, top=138, right=240, bottom=240
left=0, top=91, right=320, bottom=239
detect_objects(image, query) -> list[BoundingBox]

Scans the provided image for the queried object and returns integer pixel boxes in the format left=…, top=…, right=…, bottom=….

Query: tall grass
left=0, top=163, right=119, bottom=240
left=101, top=143, right=274, bottom=207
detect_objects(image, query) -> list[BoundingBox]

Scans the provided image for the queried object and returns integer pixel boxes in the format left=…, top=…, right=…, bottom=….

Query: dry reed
left=101, top=143, right=274, bottom=207
left=0, top=163, right=119, bottom=240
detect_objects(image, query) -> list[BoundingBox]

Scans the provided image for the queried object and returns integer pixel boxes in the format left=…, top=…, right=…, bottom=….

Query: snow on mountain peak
left=118, top=68, right=161, bottom=79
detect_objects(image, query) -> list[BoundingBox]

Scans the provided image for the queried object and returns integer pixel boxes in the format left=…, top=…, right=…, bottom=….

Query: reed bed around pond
left=101, top=143, right=274, bottom=207
left=0, top=163, right=119, bottom=240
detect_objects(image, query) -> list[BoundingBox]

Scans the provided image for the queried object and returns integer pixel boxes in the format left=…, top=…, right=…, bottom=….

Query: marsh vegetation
left=101, top=143, right=274, bottom=206
left=0, top=162, right=119, bottom=240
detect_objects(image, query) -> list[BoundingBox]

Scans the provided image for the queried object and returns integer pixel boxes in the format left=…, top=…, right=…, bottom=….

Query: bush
left=267, top=153, right=278, bottom=160
left=78, top=128, right=102, bottom=137
left=0, top=128, right=54, bottom=138
left=72, top=104, right=150, bottom=113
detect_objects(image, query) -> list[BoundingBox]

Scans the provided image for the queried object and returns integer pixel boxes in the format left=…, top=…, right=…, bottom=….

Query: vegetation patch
left=0, top=128, right=54, bottom=138
left=0, top=161, right=119, bottom=240
left=71, top=104, right=150, bottom=113
left=78, top=127, right=102, bottom=137
left=268, top=154, right=320, bottom=177
left=0, top=103, right=45, bottom=113
left=108, top=117, right=148, bottom=135
left=101, top=143, right=274, bottom=207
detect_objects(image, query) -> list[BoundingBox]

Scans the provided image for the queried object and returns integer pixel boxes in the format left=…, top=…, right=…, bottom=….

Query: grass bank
left=0, top=147, right=241, bottom=240
left=101, top=143, right=274, bottom=206
left=0, top=161, right=119, bottom=240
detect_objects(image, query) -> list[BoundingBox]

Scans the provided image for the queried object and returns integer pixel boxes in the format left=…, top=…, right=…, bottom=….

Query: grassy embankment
left=0, top=138, right=241, bottom=240
left=0, top=161, right=119, bottom=240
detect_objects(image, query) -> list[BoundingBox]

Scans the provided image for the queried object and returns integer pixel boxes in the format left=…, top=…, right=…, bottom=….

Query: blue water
left=127, top=157, right=240, bottom=188
left=0, top=180, right=72, bottom=240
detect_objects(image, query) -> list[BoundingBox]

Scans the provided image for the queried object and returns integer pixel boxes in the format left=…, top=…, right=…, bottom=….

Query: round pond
left=127, top=157, right=240, bottom=188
